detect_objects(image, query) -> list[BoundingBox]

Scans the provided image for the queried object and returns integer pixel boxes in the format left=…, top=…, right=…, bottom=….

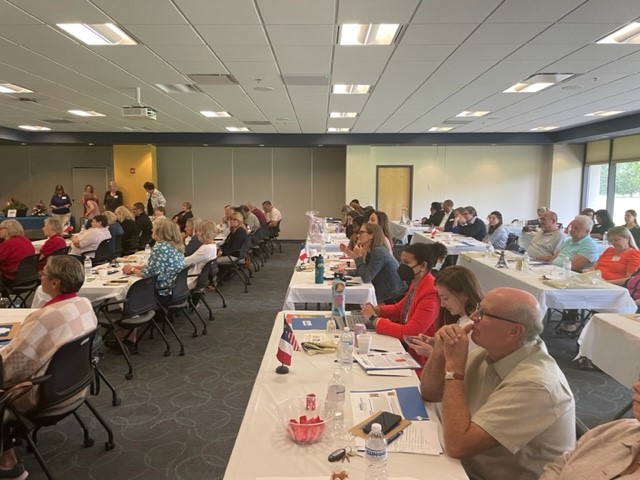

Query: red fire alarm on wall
left=130, top=168, right=135, bottom=174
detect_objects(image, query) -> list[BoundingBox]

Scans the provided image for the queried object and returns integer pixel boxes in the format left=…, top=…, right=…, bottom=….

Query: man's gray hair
left=507, top=302, right=543, bottom=345
left=573, top=214, right=594, bottom=233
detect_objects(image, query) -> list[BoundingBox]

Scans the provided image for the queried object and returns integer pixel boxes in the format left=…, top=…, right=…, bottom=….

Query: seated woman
left=0, top=219, right=36, bottom=282
left=104, top=211, right=124, bottom=257
left=218, top=212, right=247, bottom=258
left=425, top=202, right=444, bottom=226
left=122, top=219, right=185, bottom=304
left=483, top=210, right=508, bottom=249
left=622, top=209, right=640, bottom=247
left=342, top=215, right=367, bottom=252
left=115, top=206, right=138, bottom=254
left=407, top=265, right=483, bottom=361
left=184, top=221, right=217, bottom=289
left=183, top=217, right=204, bottom=257
left=38, top=217, right=67, bottom=270
left=366, top=210, right=394, bottom=254
left=172, top=202, right=194, bottom=233
left=361, top=243, right=439, bottom=340
left=152, top=206, right=167, bottom=225
left=591, top=209, right=615, bottom=240
left=591, top=226, right=640, bottom=284
left=0, top=255, right=97, bottom=479
left=339, top=223, right=406, bottom=304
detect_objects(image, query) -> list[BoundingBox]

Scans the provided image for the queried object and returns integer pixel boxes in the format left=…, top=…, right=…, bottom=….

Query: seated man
left=435, top=199, right=455, bottom=232
left=551, top=215, right=598, bottom=271
left=69, top=214, right=111, bottom=258
left=458, top=206, right=487, bottom=241
left=420, top=287, right=575, bottom=480
left=540, top=380, right=640, bottom=479
left=0, top=255, right=97, bottom=479
left=526, top=210, right=566, bottom=262
left=262, top=200, right=282, bottom=227
left=132, top=202, right=153, bottom=249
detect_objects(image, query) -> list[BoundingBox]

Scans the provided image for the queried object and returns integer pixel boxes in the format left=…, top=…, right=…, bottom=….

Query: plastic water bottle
left=365, top=423, right=388, bottom=479
left=522, top=252, right=530, bottom=272
left=325, top=370, right=346, bottom=434
left=144, top=244, right=151, bottom=260
left=337, top=327, right=354, bottom=369
left=0, top=297, right=10, bottom=308
left=603, top=231, right=608, bottom=243
left=326, top=317, right=337, bottom=337
left=84, top=256, right=92, bottom=278
left=485, top=242, right=494, bottom=258
left=562, top=257, right=572, bottom=279
left=314, top=254, right=324, bottom=284
left=331, top=273, right=346, bottom=317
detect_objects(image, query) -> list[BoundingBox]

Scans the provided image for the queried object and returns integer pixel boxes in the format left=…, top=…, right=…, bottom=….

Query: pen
left=387, top=430, right=404, bottom=445
left=370, top=349, right=388, bottom=353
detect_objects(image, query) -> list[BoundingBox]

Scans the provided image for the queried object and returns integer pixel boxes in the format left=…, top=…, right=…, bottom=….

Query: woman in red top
left=38, top=217, right=67, bottom=270
left=0, top=219, right=36, bottom=281
left=592, top=226, right=640, bottom=284
left=361, top=243, right=439, bottom=339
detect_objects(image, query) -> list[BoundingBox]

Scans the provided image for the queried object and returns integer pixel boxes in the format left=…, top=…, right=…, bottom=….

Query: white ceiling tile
left=334, top=45, right=394, bottom=63
left=273, top=45, right=332, bottom=64
left=224, top=62, right=281, bottom=75
left=175, top=0, right=261, bottom=25
left=10, top=0, right=110, bottom=23
left=413, top=0, right=503, bottom=23
left=401, top=23, right=478, bottom=45
left=332, top=61, right=386, bottom=84
left=265, top=25, right=335, bottom=45
left=168, top=60, right=228, bottom=75
left=563, top=44, right=640, bottom=61
left=561, top=0, right=640, bottom=23
left=257, top=0, right=336, bottom=25
left=448, top=44, right=520, bottom=61
left=278, top=61, right=330, bottom=75
left=530, top=23, right=622, bottom=44
left=213, top=45, right=275, bottom=62
left=0, top=25, right=78, bottom=46
left=150, top=45, right=214, bottom=62
left=337, top=0, right=420, bottom=24
left=196, top=25, right=269, bottom=46
left=506, top=43, right=582, bottom=61
left=487, top=0, right=585, bottom=23
left=0, top=2, right=41, bottom=25
left=124, top=25, right=203, bottom=46
left=392, top=44, right=457, bottom=61
left=465, top=23, right=551, bottom=44
left=93, top=0, right=185, bottom=24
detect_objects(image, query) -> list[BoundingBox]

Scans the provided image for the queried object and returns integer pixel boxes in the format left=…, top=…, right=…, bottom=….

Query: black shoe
left=0, top=462, right=28, bottom=480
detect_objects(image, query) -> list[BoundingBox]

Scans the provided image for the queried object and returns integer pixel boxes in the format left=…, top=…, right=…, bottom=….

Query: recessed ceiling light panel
left=530, top=126, right=559, bottom=131
left=456, top=111, right=490, bottom=118
left=0, top=83, right=34, bottom=94
left=328, top=127, right=350, bottom=132
left=19, top=125, right=51, bottom=131
left=585, top=110, right=624, bottom=117
left=338, top=24, right=402, bottom=45
left=226, top=127, right=251, bottom=132
left=597, top=22, right=640, bottom=44
left=67, top=109, right=105, bottom=117
left=332, top=84, right=371, bottom=94
left=200, top=111, right=231, bottom=118
left=503, top=73, right=574, bottom=93
left=428, top=126, right=454, bottom=132
left=330, top=112, right=358, bottom=118
left=57, top=23, right=137, bottom=45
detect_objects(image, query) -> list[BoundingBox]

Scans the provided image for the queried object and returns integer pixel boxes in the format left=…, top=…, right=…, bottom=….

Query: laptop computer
left=333, top=313, right=375, bottom=331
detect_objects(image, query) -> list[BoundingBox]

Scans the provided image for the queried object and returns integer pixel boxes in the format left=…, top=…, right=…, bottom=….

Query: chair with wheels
left=1, top=254, right=40, bottom=307
left=81, top=239, right=111, bottom=266
left=267, top=219, right=282, bottom=254
left=5, top=329, right=115, bottom=480
left=218, top=235, right=253, bottom=293
left=188, top=259, right=225, bottom=323
left=156, top=266, right=200, bottom=351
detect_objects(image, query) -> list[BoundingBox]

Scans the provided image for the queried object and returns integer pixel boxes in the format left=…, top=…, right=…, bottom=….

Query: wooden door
left=376, top=166, right=412, bottom=221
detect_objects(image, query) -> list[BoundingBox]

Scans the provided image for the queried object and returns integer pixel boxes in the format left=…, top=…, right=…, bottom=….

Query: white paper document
left=353, top=351, right=421, bottom=370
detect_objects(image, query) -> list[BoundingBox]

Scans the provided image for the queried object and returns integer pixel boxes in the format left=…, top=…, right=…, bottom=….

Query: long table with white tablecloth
left=223, top=311, right=468, bottom=479
left=411, top=231, right=486, bottom=256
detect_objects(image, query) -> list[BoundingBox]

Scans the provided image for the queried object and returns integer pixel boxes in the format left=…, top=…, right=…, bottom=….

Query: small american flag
left=299, top=247, right=308, bottom=262
left=276, top=320, right=300, bottom=366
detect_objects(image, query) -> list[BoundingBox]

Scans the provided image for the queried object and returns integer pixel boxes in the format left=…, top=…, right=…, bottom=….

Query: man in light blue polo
left=551, top=215, right=598, bottom=271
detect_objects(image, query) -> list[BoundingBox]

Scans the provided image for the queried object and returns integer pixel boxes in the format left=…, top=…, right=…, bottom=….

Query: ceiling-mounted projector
left=122, top=106, right=157, bottom=120
left=122, top=86, right=156, bottom=120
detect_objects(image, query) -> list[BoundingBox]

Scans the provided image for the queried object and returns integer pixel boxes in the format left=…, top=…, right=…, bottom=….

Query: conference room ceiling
left=1, top=0, right=640, bottom=139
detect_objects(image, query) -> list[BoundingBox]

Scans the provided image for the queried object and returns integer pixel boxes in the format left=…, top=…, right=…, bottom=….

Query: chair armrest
left=99, top=298, right=130, bottom=310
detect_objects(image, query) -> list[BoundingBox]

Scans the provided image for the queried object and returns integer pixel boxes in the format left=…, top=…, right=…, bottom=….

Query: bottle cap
left=371, top=423, right=382, bottom=433
left=343, top=327, right=349, bottom=332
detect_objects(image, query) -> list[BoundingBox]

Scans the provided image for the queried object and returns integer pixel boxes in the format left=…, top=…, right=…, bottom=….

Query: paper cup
left=98, top=270, right=108, bottom=280
left=356, top=334, right=372, bottom=354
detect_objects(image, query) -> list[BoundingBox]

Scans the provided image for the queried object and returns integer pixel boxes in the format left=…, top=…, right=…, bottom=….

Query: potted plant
left=3, top=198, right=29, bottom=217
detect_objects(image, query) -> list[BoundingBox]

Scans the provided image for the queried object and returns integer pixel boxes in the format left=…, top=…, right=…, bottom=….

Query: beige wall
left=346, top=145, right=565, bottom=225
left=549, top=145, right=584, bottom=225
left=155, top=146, right=347, bottom=240
left=0, top=145, right=112, bottom=212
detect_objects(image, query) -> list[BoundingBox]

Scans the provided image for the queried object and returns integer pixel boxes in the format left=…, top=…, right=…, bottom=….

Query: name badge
left=612, top=256, right=621, bottom=261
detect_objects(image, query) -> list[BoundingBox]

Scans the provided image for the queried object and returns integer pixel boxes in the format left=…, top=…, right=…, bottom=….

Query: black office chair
left=5, top=330, right=115, bottom=480
left=267, top=219, right=282, bottom=254
left=82, top=239, right=111, bottom=266
left=218, top=235, right=253, bottom=293
left=1, top=253, right=40, bottom=307
left=110, top=234, right=123, bottom=259
left=155, top=267, right=197, bottom=353
left=188, top=259, right=226, bottom=323
left=98, top=274, right=171, bottom=379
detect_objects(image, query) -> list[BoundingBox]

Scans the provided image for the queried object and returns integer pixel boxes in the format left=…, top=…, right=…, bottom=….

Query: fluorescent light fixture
left=67, top=109, right=105, bottom=117
left=330, top=112, right=358, bottom=118
left=597, top=22, right=640, bottom=44
left=529, top=126, right=559, bottom=131
left=200, top=111, right=231, bottom=118
left=155, top=83, right=202, bottom=93
left=428, top=126, right=455, bottom=132
left=225, top=127, right=250, bottom=132
left=338, top=24, right=401, bottom=45
left=0, top=83, right=33, bottom=94
left=57, top=23, right=137, bottom=46
left=503, top=73, right=575, bottom=93
left=328, top=127, right=350, bottom=132
left=456, top=111, right=490, bottom=118
left=332, top=84, right=371, bottom=94
left=19, top=125, right=51, bottom=131
left=585, top=110, right=625, bottom=117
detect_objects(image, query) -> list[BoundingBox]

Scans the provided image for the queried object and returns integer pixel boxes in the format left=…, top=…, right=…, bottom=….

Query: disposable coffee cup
left=98, top=269, right=108, bottom=280
left=357, top=334, right=372, bottom=354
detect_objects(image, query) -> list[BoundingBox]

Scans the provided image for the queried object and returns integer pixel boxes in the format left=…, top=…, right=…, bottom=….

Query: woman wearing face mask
left=361, top=243, right=439, bottom=340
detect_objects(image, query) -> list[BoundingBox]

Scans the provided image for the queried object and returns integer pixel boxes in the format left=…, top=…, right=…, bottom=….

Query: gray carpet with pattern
left=13, top=241, right=633, bottom=479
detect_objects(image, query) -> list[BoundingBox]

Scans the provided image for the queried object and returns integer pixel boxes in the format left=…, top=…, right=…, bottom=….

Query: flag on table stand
left=276, top=320, right=300, bottom=373
left=299, top=246, right=308, bottom=263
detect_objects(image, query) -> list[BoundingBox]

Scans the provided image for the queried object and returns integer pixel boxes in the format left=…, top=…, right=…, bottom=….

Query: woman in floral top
left=123, top=219, right=185, bottom=301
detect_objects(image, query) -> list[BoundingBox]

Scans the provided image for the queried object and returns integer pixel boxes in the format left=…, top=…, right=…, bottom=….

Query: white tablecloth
left=389, top=221, right=430, bottom=244
left=223, top=311, right=468, bottom=480
left=577, top=313, right=640, bottom=387
left=411, top=232, right=486, bottom=256
left=457, top=254, right=637, bottom=316
left=31, top=238, right=72, bottom=254
left=283, top=268, right=377, bottom=309
left=32, top=274, right=136, bottom=308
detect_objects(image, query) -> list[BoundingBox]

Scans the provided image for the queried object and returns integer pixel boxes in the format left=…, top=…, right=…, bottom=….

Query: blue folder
left=290, top=316, right=328, bottom=330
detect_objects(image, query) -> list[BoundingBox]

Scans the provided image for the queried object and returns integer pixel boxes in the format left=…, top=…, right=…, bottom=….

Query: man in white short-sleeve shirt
left=527, top=210, right=566, bottom=262
left=420, top=287, right=575, bottom=480
left=262, top=200, right=282, bottom=227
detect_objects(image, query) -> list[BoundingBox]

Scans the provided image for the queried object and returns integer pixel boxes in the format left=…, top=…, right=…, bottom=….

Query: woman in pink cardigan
left=361, top=243, right=439, bottom=339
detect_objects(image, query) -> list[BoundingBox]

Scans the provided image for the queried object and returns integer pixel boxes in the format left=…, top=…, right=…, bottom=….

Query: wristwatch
left=444, top=371, right=464, bottom=381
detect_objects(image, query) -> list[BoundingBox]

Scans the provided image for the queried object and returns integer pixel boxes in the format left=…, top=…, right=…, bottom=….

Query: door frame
left=375, top=165, right=413, bottom=219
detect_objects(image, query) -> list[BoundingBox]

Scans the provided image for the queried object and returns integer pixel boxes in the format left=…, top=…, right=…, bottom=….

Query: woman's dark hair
left=487, top=210, right=503, bottom=234
left=93, top=214, right=108, bottom=227
left=368, top=210, right=393, bottom=244
left=54, top=184, right=65, bottom=194
left=595, top=209, right=614, bottom=229
left=430, top=202, right=442, bottom=213
left=402, top=243, right=433, bottom=270
left=143, top=181, right=155, bottom=190
left=626, top=209, right=638, bottom=226
left=434, top=265, right=484, bottom=329
left=580, top=207, right=595, bottom=218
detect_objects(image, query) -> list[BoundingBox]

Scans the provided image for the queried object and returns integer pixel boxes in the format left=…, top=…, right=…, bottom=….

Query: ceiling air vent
left=187, top=74, right=238, bottom=85
left=243, top=121, right=271, bottom=126
left=41, top=119, right=75, bottom=124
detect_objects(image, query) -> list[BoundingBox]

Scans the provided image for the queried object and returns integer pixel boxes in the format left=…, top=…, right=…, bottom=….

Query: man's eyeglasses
left=474, top=303, right=519, bottom=324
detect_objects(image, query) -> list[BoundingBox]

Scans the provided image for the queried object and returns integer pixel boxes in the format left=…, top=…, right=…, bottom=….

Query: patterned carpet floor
left=15, top=241, right=633, bottom=479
